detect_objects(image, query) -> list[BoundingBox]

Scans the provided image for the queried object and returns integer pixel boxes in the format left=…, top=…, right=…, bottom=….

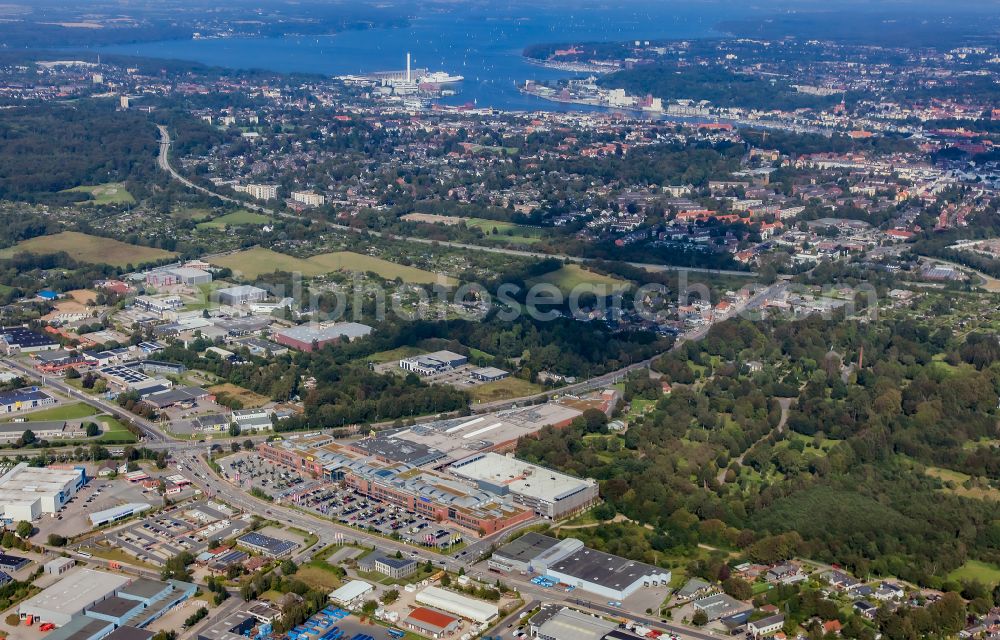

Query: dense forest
left=519, top=311, right=1000, bottom=590
left=0, top=101, right=158, bottom=202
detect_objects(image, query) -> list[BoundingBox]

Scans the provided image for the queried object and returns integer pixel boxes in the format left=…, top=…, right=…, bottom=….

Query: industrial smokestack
left=406, top=52, right=411, bottom=82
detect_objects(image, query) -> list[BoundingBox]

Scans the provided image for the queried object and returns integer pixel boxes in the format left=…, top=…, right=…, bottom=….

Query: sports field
left=526, top=264, right=631, bottom=295
left=62, top=182, right=135, bottom=205
left=0, top=231, right=176, bottom=267
left=211, top=248, right=454, bottom=284
left=197, top=210, right=272, bottom=230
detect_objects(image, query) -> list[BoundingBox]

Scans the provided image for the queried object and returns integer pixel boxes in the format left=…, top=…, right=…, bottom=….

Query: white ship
left=418, top=71, right=464, bottom=85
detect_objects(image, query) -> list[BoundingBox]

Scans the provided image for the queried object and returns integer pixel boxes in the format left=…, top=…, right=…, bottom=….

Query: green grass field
left=0, top=231, right=176, bottom=267
left=95, top=416, right=138, bottom=443
left=362, top=346, right=425, bottom=364
left=468, top=347, right=494, bottom=362
left=295, top=565, right=342, bottom=592
left=197, top=210, right=272, bottom=230
left=464, top=218, right=544, bottom=244
left=461, top=143, right=519, bottom=155
left=2, top=402, right=99, bottom=422
left=172, top=208, right=214, bottom=221
left=211, top=247, right=454, bottom=284
left=61, top=182, right=135, bottom=205
left=926, top=466, right=1000, bottom=501
left=948, top=560, right=1000, bottom=585
left=307, top=251, right=455, bottom=285
left=210, top=248, right=329, bottom=278
left=469, top=376, right=544, bottom=403
left=527, top=264, right=631, bottom=295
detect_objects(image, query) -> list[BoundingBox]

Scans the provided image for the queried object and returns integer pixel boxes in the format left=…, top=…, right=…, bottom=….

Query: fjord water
left=99, top=1, right=744, bottom=110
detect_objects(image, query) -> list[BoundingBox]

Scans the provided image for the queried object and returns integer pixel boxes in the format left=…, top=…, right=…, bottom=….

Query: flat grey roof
left=536, top=607, right=618, bottom=640
left=237, top=532, right=296, bottom=555
left=472, top=366, right=508, bottom=377
left=549, top=547, right=666, bottom=590
left=0, top=421, right=66, bottom=434
left=216, top=285, right=267, bottom=295
left=119, top=578, right=169, bottom=600
left=104, top=626, right=154, bottom=640
left=449, top=452, right=596, bottom=503
left=277, top=322, right=372, bottom=343
left=88, top=595, right=140, bottom=618
left=494, top=532, right=560, bottom=563
left=43, top=616, right=113, bottom=640
left=352, top=435, right=445, bottom=466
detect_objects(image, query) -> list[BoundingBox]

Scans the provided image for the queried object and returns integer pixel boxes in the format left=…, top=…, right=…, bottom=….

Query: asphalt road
left=2, top=357, right=167, bottom=443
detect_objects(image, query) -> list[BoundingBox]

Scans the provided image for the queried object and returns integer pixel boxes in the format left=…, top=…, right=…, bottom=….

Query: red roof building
left=404, top=607, right=460, bottom=638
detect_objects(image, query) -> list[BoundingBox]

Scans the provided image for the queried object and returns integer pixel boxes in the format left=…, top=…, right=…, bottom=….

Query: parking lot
left=89, top=499, right=250, bottom=567
left=33, top=475, right=152, bottom=541
left=221, top=453, right=465, bottom=550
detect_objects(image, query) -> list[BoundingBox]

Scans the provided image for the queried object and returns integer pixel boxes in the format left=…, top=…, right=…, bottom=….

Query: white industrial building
left=328, top=580, right=374, bottom=607
left=0, top=463, right=85, bottom=522
left=43, top=557, right=75, bottom=576
left=749, top=614, right=785, bottom=638
left=398, top=350, right=468, bottom=376
left=544, top=547, right=671, bottom=601
left=150, top=266, right=212, bottom=286
left=530, top=606, right=620, bottom=640
left=19, top=568, right=130, bottom=626
left=90, top=502, right=151, bottom=527
left=448, top=452, right=599, bottom=519
left=216, top=285, right=268, bottom=306
left=415, top=586, right=498, bottom=624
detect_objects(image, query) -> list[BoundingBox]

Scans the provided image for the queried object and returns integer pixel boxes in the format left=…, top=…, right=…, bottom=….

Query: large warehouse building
left=215, top=285, right=267, bottom=306
left=398, top=350, right=467, bottom=375
left=448, top=452, right=599, bottom=519
left=0, top=462, right=85, bottom=522
left=530, top=606, right=622, bottom=640
left=488, top=532, right=583, bottom=574
left=0, top=387, right=56, bottom=414
left=274, top=322, right=372, bottom=352
left=415, top=586, right=498, bottom=624
left=19, top=568, right=131, bottom=626
left=545, top=547, right=671, bottom=601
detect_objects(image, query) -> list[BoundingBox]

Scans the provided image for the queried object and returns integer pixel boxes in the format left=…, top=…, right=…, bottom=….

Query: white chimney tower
left=406, top=52, right=411, bottom=82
